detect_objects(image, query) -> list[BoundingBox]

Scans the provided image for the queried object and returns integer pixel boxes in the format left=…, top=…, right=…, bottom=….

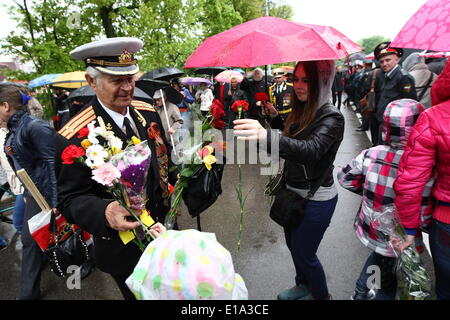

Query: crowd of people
left=0, top=35, right=448, bottom=301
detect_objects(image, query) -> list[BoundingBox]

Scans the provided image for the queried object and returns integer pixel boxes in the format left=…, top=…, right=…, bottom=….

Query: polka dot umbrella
left=391, top=0, right=450, bottom=51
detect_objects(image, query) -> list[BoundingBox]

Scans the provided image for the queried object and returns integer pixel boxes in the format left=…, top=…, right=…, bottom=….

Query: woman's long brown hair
left=283, top=61, right=320, bottom=137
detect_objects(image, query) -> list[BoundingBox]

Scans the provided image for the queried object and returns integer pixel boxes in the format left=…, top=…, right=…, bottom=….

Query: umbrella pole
left=264, top=65, right=268, bottom=92
left=160, top=89, right=177, bottom=155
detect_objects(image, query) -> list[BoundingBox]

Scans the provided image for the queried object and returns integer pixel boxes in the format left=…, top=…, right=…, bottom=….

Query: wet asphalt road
left=0, top=105, right=434, bottom=300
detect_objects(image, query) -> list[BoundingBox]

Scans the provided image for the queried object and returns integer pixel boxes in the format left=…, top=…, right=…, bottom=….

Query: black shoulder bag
left=268, top=164, right=332, bottom=230
left=44, top=211, right=95, bottom=279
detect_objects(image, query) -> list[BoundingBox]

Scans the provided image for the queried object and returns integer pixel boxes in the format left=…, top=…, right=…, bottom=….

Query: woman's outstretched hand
left=233, top=119, right=267, bottom=141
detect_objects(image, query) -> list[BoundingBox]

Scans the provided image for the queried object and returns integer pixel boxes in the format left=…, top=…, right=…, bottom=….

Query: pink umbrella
left=215, top=70, right=244, bottom=83
left=391, top=0, right=450, bottom=51
left=419, top=51, right=450, bottom=58
left=184, top=16, right=362, bottom=68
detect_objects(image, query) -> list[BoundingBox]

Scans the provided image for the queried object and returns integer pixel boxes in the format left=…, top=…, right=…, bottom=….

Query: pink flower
left=92, top=163, right=121, bottom=187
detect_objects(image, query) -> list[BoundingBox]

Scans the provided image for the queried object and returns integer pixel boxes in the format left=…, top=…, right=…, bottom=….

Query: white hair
left=85, top=66, right=103, bottom=88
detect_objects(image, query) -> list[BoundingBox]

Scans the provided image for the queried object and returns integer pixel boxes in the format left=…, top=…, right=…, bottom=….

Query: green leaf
left=180, top=167, right=194, bottom=178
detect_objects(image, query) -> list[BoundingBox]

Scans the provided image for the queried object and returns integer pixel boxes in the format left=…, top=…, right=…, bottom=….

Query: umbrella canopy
left=29, top=73, right=62, bottom=88
left=135, top=79, right=183, bottom=105
left=419, top=51, right=450, bottom=59
left=184, top=77, right=212, bottom=86
left=215, top=70, right=244, bottom=83
left=193, top=67, right=227, bottom=77
left=391, top=0, right=450, bottom=51
left=141, top=67, right=184, bottom=82
left=184, top=16, right=362, bottom=68
left=67, top=85, right=152, bottom=102
left=51, top=71, right=87, bottom=89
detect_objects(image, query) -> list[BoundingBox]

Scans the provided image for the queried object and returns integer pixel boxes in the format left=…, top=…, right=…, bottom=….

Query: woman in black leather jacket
left=0, top=83, right=57, bottom=300
left=234, top=60, right=344, bottom=300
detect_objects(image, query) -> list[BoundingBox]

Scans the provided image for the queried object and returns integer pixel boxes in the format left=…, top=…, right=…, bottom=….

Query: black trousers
left=17, top=196, right=46, bottom=300
left=112, top=274, right=137, bottom=300
left=332, top=91, right=342, bottom=110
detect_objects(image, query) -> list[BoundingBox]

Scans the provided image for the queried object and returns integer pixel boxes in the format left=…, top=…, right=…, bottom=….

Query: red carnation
left=231, top=100, right=249, bottom=113
left=77, top=127, right=90, bottom=138
left=212, top=119, right=227, bottom=130
left=53, top=115, right=60, bottom=123
left=61, top=145, right=85, bottom=165
left=210, top=100, right=225, bottom=120
left=255, top=92, right=269, bottom=102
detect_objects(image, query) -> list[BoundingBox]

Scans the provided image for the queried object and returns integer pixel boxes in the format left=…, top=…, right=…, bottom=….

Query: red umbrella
left=184, top=16, right=362, bottom=68
left=391, top=0, right=450, bottom=51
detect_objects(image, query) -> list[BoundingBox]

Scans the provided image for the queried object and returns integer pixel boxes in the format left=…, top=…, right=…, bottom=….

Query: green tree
left=358, top=35, right=391, bottom=53
left=269, top=3, right=294, bottom=20
left=231, top=0, right=265, bottom=21
left=124, top=0, right=204, bottom=70
left=1, top=0, right=101, bottom=74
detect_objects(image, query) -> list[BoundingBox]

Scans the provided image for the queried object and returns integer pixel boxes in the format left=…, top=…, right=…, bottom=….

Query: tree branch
left=14, top=0, right=36, bottom=42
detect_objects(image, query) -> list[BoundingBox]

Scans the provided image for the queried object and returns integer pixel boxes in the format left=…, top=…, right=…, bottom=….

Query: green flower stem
left=236, top=106, right=245, bottom=251
left=166, top=182, right=186, bottom=229
left=118, top=200, right=156, bottom=242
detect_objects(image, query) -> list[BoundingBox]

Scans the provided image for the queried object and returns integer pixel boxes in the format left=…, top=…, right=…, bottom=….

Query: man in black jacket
left=54, top=38, right=172, bottom=299
left=332, top=66, right=345, bottom=110
left=372, top=42, right=417, bottom=145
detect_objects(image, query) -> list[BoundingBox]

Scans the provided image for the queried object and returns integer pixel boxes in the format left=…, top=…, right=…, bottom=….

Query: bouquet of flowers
left=371, top=206, right=433, bottom=300
left=164, top=100, right=226, bottom=229
left=164, top=141, right=225, bottom=229
left=61, top=117, right=156, bottom=251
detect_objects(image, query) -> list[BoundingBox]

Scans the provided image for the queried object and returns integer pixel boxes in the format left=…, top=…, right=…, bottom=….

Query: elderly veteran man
left=372, top=42, right=417, bottom=145
left=54, top=37, right=173, bottom=299
left=267, top=68, right=293, bottom=125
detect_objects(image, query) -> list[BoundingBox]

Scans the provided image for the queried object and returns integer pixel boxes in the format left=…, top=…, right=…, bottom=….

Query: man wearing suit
left=54, top=38, right=172, bottom=299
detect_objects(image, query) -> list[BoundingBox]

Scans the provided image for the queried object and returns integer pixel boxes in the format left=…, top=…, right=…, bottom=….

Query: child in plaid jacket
left=337, top=98, right=434, bottom=300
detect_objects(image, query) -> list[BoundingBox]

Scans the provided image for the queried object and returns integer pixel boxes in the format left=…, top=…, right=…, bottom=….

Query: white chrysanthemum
left=86, top=144, right=108, bottom=168
left=87, top=121, right=100, bottom=144
left=108, top=136, right=123, bottom=151
left=102, top=131, right=115, bottom=140
left=87, top=133, right=99, bottom=145
left=94, top=126, right=106, bottom=137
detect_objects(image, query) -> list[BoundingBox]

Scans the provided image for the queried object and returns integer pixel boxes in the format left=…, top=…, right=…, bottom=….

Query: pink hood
left=431, top=58, right=450, bottom=105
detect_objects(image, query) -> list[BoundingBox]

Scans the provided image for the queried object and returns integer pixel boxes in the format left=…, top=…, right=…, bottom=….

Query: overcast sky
left=1, top=0, right=429, bottom=61
left=285, top=0, right=428, bottom=42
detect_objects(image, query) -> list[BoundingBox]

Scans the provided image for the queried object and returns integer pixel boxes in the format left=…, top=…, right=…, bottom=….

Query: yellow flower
left=131, top=136, right=141, bottom=145
left=81, top=139, right=92, bottom=150
left=205, top=145, right=214, bottom=154
left=202, top=155, right=216, bottom=171
left=111, top=147, right=122, bottom=155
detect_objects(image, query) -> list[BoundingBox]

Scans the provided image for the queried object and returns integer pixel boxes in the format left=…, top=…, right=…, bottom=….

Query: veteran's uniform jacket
left=269, top=81, right=293, bottom=122
left=55, top=97, right=173, bottom=276
left=375, top=66, right=418, bottom=122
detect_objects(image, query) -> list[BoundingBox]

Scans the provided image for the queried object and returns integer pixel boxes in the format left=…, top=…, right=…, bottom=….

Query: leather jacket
left=268, top=102, right=345, bottom=189
left=6, top=110, right=57, bottom=207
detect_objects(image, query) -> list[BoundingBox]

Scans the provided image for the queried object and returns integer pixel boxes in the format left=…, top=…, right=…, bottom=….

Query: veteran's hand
left=233, top=119, right=267, bottom=141
left=105, top=201, right=140, bottom=232
left=149, top=222, right=166, bottom=238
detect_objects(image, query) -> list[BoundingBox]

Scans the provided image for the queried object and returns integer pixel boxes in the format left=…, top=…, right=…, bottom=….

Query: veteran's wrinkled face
left=274, top=76, right=284, bottom=85
left=379, top=54, right=400, bottom=73
left=87, top=72, right=135, bottom=114
left=293, top=64, right=309, bottom=102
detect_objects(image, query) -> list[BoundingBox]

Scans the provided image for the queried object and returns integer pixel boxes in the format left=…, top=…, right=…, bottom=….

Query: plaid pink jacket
left=337, top=99, right=433, bottom=257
